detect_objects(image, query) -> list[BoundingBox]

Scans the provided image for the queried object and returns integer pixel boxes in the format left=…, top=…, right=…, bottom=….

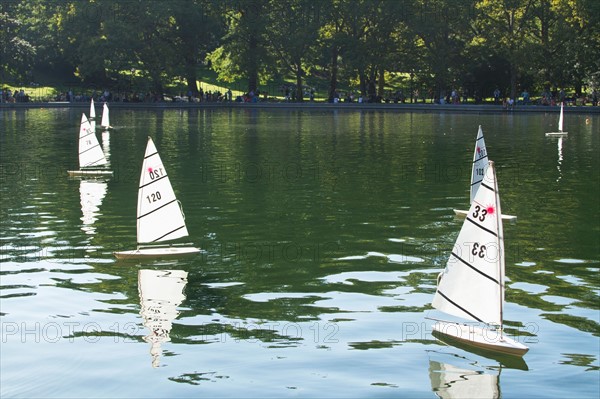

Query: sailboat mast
left=491, top=161, right=504, bottom=336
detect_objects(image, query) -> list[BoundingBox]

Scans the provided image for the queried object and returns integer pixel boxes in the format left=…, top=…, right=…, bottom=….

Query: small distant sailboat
left=138, top=269, right=188, bottom=368
left=100, top=103, right=113, bottom=130
left=113, top=137, right=200, bottom=259
left=67, top=114, right=113, bottom=176
left=545, top=102, right=568, bottom=137
left=454, top=126, right=516, bottom=221
left=89, top=98, right=96, bottom=132
left=430, top=161, right=529, bottom=357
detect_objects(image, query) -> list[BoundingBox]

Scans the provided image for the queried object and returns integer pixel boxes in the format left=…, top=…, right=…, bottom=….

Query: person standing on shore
left=494, top=88, right=501, bottom=104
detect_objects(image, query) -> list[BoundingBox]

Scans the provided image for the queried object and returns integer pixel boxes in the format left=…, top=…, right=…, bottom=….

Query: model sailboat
left=67, top=114, right=113, bottom=176
left=545, top=102, right=568, bottom=137
left=89, top=98, right=96, bottom=132
left=113, top=137, right=200, bottom=259
left=138, top=269, right=188, bottom=368
left=100, top=103, right=113, bottom=130
left=431, top=161, right=529, bottom=357
left=453, top=126, right=516, bottom=221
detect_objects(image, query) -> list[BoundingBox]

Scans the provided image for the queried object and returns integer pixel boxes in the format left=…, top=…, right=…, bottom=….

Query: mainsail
left=136, top=137, right=189, bottom=244
left=433, top=162, right=504, bottom=326
left=470, top=125, right=488, bottom=204
left=78, top=113, right=108, bottom=168
left=90, top=98, right=96, bottom=132
left=558, top=102, right=564, bottom=132
left=101, top=103, right=110, bottom=129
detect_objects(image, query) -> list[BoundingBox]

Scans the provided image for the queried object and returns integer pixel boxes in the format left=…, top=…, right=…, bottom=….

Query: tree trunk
left=247, top=35, right=258, bottom=94
left=185, top=63, right=198, bottom=96
left=295, top=63, right=304, bottom=102
left=377, top=66, right=385, bottom=99
left=328, top=45, right=338, bottom=101
left=359, top=68, right=367, bottom=97
left=368, top=68, right=377, bottom=101
left=245, top=0, right=261, bottom=94
left=149, top=69, right=164, bottom=97
left=509, top=62, right=517, bottom=100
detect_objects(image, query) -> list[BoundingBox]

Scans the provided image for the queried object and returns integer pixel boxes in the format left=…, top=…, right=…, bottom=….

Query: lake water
left=1, top=107, right=599, bottom=398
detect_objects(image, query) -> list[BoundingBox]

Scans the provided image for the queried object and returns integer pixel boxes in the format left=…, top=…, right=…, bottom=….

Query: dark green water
left=1, top=108, right=598, bottom=398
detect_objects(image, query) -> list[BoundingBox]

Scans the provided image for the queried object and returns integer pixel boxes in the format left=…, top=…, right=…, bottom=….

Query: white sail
left=78, top=113, right=108, bottom=168
left=558, top=102, right=564, bottom=132
left=136, top=137, right=189, bottom=244
left=433, top=161, right=504, bottom=326
left=138, top=269, right=188, bottom=368
left=470, top=126, right=488, bottom=204
left=90, top=98, right=96, bottom=132
left=101, top=103, right=110, bottom=128
left=79, top=179, right=108, bottom=235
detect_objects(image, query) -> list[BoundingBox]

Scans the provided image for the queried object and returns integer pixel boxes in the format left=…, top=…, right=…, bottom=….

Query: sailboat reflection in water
left=428, top=348, right=528, bottom=399
left=429, top=351, right=500, bottom=399
left=138, top=269, right=188, bottom=368
left=79, top=179, right=108, bottom=236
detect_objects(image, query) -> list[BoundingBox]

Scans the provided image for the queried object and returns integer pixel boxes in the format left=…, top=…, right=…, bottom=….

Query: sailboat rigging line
left=437, top=291, right=483, bottom=323
left=79, top=144, right=102, bottom=156
left=84, top=158, right=107, bottom=167
left=466, top=217, right=498, bottom=237
left=451, top=252, right=500, bottom=285
left=151, top=225, right=186, bottom=242
left=470, top=178, right=483, bottom=186
left=137, top=199, right=177, bottom=219
left=177, top=200, right=186, bottom=219
left=480, top=182, right=495, bottom=192
left=144, top=151, right=158, bottom=160
left=492, top=162, right=505, bottom=335
left=139, top=174, right=167, bottom=189
left=473, top=155, right=488, bottom=163
left=81, top=130, right=96, bottom=139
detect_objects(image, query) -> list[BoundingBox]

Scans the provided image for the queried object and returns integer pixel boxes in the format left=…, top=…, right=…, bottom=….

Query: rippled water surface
left=1, top=108, right=599, bottom=398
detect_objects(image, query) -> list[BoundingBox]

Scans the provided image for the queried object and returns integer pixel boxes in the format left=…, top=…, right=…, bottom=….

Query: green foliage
left=2, top=0, right=598, bottom=99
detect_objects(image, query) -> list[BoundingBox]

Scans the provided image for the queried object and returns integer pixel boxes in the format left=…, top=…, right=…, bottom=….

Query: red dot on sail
left=148, top=167, right=153, bottom=173
left=477, top=146, right=481, bottom=153
left=487, top=206, right=495, bottom=215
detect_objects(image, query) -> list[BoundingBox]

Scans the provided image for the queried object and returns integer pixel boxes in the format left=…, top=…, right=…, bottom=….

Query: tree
left=0, top=5, right=36, bottom=83
left=266, top=0, right=324, bottom=101
left=169, top=0, right=223, bottom=96
left=208, top=0, right=271, bottom=94
left=474, top=0, right=537, bottom=100
left=318, top=0, right=346, bottom=101
left=408, top=0, right=477, bottom=101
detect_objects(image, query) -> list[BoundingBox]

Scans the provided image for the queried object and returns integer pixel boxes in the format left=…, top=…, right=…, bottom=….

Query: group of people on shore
left=493, top=87, right=599, bottom=108
left=0, top=88, right=30, bottom=103
left=3, top=84, right=600, bottom=107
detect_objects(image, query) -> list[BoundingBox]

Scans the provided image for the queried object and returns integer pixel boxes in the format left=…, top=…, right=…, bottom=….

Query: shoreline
left=1, top=101, right=599, bottom=114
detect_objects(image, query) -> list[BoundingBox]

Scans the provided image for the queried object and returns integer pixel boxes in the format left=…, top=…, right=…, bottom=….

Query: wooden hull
left=453, top=209, right=517, bottom=221
left=432, top=321, right=529, bottom=357
left=68, top=169, right=113, bottom=177
left=545, top=132, right=568, bottom=137
left=114, top=246, right=200, bottom=260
